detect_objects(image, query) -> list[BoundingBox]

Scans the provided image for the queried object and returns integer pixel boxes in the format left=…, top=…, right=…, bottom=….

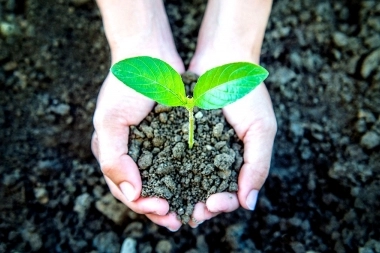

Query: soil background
left=1, top=0, right=380, bottom=252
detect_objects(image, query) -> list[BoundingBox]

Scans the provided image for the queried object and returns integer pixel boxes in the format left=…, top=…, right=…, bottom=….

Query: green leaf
left=111, top=56, right=187, bottom=107
left=193, top=62, right=269, bottom=109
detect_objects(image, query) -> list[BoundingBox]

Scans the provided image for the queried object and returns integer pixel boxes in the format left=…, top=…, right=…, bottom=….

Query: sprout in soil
left=111, top=56, right=269, bottom=149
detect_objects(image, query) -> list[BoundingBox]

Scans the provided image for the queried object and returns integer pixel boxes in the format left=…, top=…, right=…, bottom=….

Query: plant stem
left=184, top=97, right=195, bottom=149
left=187, top=107, right=194, bottom=149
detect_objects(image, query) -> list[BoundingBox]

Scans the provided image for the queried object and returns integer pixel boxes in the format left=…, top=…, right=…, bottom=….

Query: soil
left=1, top=0, right=380, bottom=252
left=130, top=73, right=242, bottom=224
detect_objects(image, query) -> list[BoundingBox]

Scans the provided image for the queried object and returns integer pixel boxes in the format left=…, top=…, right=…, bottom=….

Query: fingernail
left=190, top=220, right=204, bottom=229
left=120, top=182, right=135, bottom=202
left=246, top=189, right=259, bottom=211
left=191, top=217, right=204, bottom=226
left=167, top=227, right=179, bottom=232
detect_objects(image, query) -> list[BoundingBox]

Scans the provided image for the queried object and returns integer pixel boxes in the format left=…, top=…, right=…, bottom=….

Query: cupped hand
left=188, top=83, right=277, bottom=227
left=187, top=44, right=277, bottom=226
left=188, top=85, right=277, bottom=227
left=91, top=73, right=182, bottom=231
left=223, top=83, right=277, bottom=209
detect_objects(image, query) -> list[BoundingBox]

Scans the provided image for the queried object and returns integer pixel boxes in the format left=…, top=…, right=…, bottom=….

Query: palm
left=94, top=74, right=155, bottom=126
left=92, top=74, right=183, bottom=229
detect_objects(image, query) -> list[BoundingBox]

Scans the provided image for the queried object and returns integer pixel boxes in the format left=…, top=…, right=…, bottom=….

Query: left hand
left=188, top=83, right=277, bottom=227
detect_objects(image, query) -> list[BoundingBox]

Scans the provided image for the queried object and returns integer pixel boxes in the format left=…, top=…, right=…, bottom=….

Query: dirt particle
left=214, top=153, right=235, bottom=171
left=208, top=186, right=217, bottom=195
left=138, top=151, right=153, bottom=170
left=186, top=204, right=194, bottom=215
left=229, top=182, right=238, bottom=192
left=178, top=208, right=185, bottom=215
left=142, top=140, right=152, bottom=150
left=195, top=111, right=204, bottom=119
left=201, top=164, right=214, bottom=175
left=181, top=215, right=190, bottom=224
left=132, top=127, right=145, bottom=138
left=154, top=104, right=172, bottom=113
left=163, top=176, right=176, bottom=190
left=140, top=125, right=154, bottom=138
left=129, top=139, right=142, bottom=161
left=218, top=180, right=229, bottom=192
left=156, top=163, right=173, bottom=175
left=159, top=112, right=168, bottom=123
left=172, top=142, right=186, bottom=159
left=215, top=141, right=227, bottom=150
left=182, top=123, right=189, bottom=134
left=152, top=136, right=165, bottom=147
left=213, top=123, right=224, bottom=137
left=155, top=186, right=173, bottom=199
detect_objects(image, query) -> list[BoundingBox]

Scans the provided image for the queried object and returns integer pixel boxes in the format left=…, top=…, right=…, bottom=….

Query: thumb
left=91, top=122, right=141, bottom=202
left=222, top=84, right=277, bottom=211
left=237, top=118, right=277, bottom=210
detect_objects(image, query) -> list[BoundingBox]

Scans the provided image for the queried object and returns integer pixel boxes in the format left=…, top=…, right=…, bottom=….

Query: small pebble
left=213, top=123, right=224, bottom=138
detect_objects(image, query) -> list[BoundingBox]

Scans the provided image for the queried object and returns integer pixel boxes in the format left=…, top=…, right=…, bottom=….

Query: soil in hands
left=128, top=72, right=243, bottom=224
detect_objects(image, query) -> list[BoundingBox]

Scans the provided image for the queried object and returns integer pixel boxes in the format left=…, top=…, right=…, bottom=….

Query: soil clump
left=129, top=73, right=242, bottom=223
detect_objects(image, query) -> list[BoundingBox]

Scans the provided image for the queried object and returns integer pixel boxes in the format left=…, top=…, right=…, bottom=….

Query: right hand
left=91, top=73, right=183, bottom=231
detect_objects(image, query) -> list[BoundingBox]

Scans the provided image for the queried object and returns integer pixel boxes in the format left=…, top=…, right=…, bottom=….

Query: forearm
left=95, top=0, right=175, bottom=63
left=197, top=0, right=272, bottom=63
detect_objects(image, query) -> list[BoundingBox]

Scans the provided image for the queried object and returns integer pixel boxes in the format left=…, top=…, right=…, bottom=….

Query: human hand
left=187, top=82, right=277, bottom=227
left=95, top=0, right=186, bottom=231
left=222, top=84, right=277, bottom=210
left=91, top=74, right=183, bottom=231
left=185, top=0, right=274, bottom=228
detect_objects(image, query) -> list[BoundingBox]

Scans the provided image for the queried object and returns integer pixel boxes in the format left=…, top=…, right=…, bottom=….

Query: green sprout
left=111, top=56, right=269, bottom=149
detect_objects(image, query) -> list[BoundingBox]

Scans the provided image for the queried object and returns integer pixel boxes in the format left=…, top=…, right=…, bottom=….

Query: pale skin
left=92, top=0, right=276, bottom=231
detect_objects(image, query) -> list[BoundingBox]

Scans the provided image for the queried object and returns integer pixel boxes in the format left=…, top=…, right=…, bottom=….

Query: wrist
left=189, top=0, right=272, bottom=73
left=96, top=0, right=177, bottom=64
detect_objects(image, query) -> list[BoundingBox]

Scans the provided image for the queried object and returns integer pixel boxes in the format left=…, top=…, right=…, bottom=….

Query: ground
left=1, top=0, right=380, bottom=252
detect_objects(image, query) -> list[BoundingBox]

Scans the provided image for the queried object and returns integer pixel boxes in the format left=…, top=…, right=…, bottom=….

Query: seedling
left=111, top=56, right=268, bottom=149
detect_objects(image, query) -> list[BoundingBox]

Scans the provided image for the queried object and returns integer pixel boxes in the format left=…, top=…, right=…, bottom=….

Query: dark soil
left=1, top=0, right=380, bottom=252
left=130, top=73, right=242, bottom=223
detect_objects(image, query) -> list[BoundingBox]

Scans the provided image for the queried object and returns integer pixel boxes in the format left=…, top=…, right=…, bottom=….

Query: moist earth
left=129, top=73, right=243, bottom=223
left=1, top=0, right=380, bottom=252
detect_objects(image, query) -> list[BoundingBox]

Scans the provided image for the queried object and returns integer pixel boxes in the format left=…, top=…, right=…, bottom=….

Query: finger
left=92, top=75, right=155, bottom=202
left=91, top=131, right=100, bottom=160
left=237, top=115, right=276, bottom=210
left=228, top=86, right=276, bottom=210
left=206, top=192, right=239, bottom=213
left=188, top=202, right=216, bottom=228
left=188, top=192, right=239, bottom=228
left=93, top=130, right=140, bottom=195
left=92, top=111, right=141, bottom=201
left=146, top=212, right=182, bottom=232
left=104, top=176, right=169, bottom=215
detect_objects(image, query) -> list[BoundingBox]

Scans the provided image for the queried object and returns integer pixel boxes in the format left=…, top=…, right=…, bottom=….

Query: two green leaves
left=111, top=56, right=269, bottom=110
